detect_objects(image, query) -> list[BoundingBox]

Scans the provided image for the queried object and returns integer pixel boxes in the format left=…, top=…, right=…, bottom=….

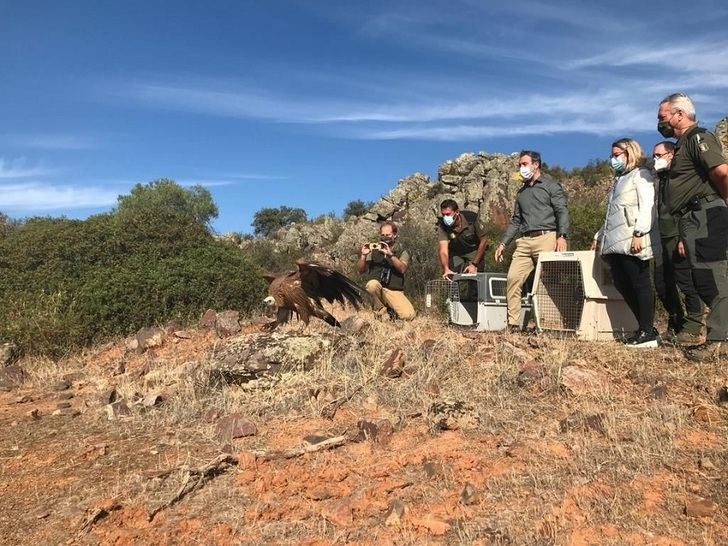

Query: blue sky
left=2, top=0, right=727, bottom=234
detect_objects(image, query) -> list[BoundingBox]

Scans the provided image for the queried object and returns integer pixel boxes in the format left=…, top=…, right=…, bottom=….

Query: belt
left=675, top=195, right=720, bottom=217
left=522, top=230, right=554, bottom=238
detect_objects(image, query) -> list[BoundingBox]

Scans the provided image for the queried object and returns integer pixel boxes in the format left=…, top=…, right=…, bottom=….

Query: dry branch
left=249, top=434, right=348, bottom=460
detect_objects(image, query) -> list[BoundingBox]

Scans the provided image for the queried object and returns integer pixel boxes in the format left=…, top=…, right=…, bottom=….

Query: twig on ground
left=250, top=434, right=349, bottom=460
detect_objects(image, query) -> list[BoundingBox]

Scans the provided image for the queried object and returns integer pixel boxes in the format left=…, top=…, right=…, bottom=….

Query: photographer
left=357, top=221, right=416, bottom=320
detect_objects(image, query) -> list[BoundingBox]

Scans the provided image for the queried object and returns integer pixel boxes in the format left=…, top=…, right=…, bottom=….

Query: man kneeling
left=357, top=221, right=416, bottom=320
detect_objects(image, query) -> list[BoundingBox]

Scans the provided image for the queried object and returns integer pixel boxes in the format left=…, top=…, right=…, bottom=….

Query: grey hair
left=660, top=92, right=696, bottom=121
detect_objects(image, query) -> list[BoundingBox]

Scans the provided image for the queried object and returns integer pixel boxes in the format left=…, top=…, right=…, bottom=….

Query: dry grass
left=1, top=312, right=727, bottom=545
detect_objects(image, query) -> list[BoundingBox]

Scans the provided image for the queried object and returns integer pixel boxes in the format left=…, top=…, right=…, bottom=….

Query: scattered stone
left=52, top=408, right=80, bottom=417
left=649, top=384, right=668, bottom=399
left=125, top=338, right=139, bottom=352
left=498, top=340, right=530, bottom=362
left=27, top=408, right=40, bottom=420
left=303, top=434, right=333, bottom=446
left=136, top=327, right=164, bottom=352
left=56, top=402, right=72, bottom=409
left=15, top=395, right=32, bottom=404
left=428, top=400, right=480, bottom=431
left=52, top=379, right=71, bottom=392
left=34, top=510, right=50, bottom=520
left=112, top=361, right=126, bottom=376
left=339, top=316, right=370, bottom=335
left=57, top=391, right=74, bottom=401
left=105, top=400, right=132, bottom=420
left=357, top=418, right=394, bottom=445
left=460, top=482, right=479, bottom=505
left=692, top=405, right=723, bottom=424
left=559, top=412, right=607, bottom=436
left=384, top=499, right=406, bottom=526
left=699, top=457, right=716, bottom=471
left=321, top=498, right=353, bottom=527
left=164, top=319, right=184, bottom=334
left=200, top=309, right=217, bottom=328
left=560, top=365, right=608, bottom=395
left=685, top=498, right=718, bottom=518
left=307, top=487, right=333, bottom=501
left=423, top=461, right=445, bottom=479
left=215, top=310, right=241, bottom=338
left=717, top=386, right=728, bottom=405
left=216, top=413, right=257, bottom=441
left=1, top=342, right=19, bottom=367
left=517, top=360, right=546, bottom=387
left=411, top=514, right=451, bottom=536
left=140, top=393, right=163, bottom=407
left=380, top=348, right=405, bottom=378
left=173, top=330, right=191, bottom=339
left=99, top=388, right=117, bottom=405
left=0, top=365, right=26, bottom=390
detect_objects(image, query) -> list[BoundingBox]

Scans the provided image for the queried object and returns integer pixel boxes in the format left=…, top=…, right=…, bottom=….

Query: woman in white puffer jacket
left=592, top=138, right=661, bottom=348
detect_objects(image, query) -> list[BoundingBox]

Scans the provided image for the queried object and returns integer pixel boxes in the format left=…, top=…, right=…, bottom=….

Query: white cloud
left=0, top=182, right=118, bottom=211
left=4, top=134, right=98, bottom=151
left=0, top=157, right=54, bottom=179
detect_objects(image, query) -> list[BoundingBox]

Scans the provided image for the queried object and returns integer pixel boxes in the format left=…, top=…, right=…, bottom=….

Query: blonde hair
left=612, top=138, right=645, bottom=172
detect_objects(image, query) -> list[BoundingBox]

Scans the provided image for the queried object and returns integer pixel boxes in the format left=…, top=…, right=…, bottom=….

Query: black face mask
left=657, top=120, right=675, bottom=138
left=380, top=236, right=395, bottom=244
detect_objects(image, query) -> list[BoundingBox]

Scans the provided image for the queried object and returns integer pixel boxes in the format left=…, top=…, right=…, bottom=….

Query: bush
left=343, top=199, right=373, bottom=219
left=252, top=206, right=308, bottom=237
left=0, top=180, right=265, bottom=357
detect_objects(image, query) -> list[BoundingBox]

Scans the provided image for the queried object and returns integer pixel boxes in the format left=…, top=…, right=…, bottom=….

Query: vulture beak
left=263, top=296, right=276, bottom=307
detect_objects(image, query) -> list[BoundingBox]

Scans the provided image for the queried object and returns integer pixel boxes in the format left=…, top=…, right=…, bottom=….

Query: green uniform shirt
left=666, top=125, right=727, bottom=215
left=437, top=210, right=486, bottom=258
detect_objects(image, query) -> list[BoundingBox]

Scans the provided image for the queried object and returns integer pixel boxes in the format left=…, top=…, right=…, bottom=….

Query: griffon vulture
left=263, top=260, right=364, bottom=328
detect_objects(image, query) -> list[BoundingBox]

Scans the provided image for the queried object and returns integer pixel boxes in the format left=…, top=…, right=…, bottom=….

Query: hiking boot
left=624, top=329, right=659, bottom=349
left=507, top=324, right=521, bottom=334
left=684, top=341, right=724, bottom=363
left=662, top=328, right=679, bottom=345
left=675, top=330, right=703, bottom=345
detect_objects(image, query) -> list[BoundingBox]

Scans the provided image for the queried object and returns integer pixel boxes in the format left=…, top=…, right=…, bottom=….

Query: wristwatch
left=558, top=234, right=568, bottom=239
left=633, top=231, right=644, bottom=237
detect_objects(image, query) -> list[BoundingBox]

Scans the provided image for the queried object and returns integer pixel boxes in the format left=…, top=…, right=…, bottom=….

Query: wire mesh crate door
left=424, top=279, right=460, bottom=320
left=534, top=260, right=585, bottom=331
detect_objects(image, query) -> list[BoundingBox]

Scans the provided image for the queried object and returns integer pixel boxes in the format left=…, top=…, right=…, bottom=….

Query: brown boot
left=684, top=341, right=724, bottom=363
left=675, top=330, right=703, bottom=345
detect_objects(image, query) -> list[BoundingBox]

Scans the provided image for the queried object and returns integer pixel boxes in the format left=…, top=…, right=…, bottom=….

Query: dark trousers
left=653, top=235, right=704, bottom=334
left=605, top=254, right=655, bottom=333
left=678, top=199, right=728, bottom=341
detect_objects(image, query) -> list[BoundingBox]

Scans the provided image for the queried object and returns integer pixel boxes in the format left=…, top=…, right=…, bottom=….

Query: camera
left=367, top=242, right=382, bottom=250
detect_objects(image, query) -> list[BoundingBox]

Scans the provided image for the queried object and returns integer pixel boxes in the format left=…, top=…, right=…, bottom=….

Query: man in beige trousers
left=495, top=150, right=570, bottom=331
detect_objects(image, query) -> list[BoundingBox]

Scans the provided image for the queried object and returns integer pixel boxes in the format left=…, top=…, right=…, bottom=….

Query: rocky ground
left=0, top=309, right=726, bottom=545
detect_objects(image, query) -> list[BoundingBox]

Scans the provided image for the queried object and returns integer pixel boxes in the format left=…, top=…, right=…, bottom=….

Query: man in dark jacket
left=437, top=199, right=489, bottom=279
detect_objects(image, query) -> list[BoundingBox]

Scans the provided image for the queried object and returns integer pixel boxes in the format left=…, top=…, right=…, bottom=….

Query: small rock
left=125, top=338, right=139, bottom=352
left=165, top=319, right=184, bottom=334
left=321, top=498, right=353, bottom=527
left=52, top=408, right=80, bottom=417
left=112, top=361, right=126, bottom=376
left=685, top=498, right=718, bottom=518
left=692, top=405, right=723, bottom=423
left=380, top=348, right=405, bottom=378
left=517, top=360, right=546, bottom=387
left=52, top=379, right=71, bottom=392
left=384, top=499, right=406, bottom=526
left=100, top=388, right=118, bottom=405
left=649, top=384, right=668, bottom=399
left=427, top=400, right=480, bottom=431
left=1, top=342, right=19, bottom=367
left=0, top=365, right=26, bottom=390
left=56, top=402, right=72, bottom=409
left=136, top=327, right=164, bottom=352
left=215, top=310, right=241, bottom=338
left=15, top=395, right=32, bottom=404
left=27, top=408, right=40, bottom=420
left=105, top=400, right=132, bottom=420
left=422, top=461, right=444, bottom=478
left=303, top=434, right=333, bottom=446
left=498, top=340, right=530, bottom=362
left=717, top=386, right=728, bottom=405
left=200, top=309, right=217, bottom=328
left=560, top=365, right=608, bottom=395
left=140, top=393, right=163, bottom=407
left=34, top=510, right=50, bottom=520
left=460, top=482, right=479, bottom=505
left=173, top=330, right=191, bottom=339
left=216, top=413, right=257, bottom=441
left=307, top=487, right=333, bottom=501
left=339, top=316, right=370, bottom=335
left=57, top=392, right=74, bottom=400
left=411, top=514, right=451, bottom=536
left=356, top=417, right=394, bottom=445
left=699, top=457, right=716, bottom=471
left=559, top=412, right=607, bottom=436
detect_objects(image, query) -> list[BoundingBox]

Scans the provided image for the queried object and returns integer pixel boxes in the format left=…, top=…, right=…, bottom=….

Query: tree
left=0, top=212, right=20, bottom=239
left=115, top=179, right=218, bottom=227
left=343, top=199, right=373, bottom=219
left=252, top=206, right=307, bottom=237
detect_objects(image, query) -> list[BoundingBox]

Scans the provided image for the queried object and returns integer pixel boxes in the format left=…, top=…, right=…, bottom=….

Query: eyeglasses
left=653, top=152, right=671, bottom=159
left=610, top=150, right=626, bottom=159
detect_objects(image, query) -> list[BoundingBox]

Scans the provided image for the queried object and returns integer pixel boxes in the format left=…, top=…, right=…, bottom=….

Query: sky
left=2, top=0, right=727, bottom=234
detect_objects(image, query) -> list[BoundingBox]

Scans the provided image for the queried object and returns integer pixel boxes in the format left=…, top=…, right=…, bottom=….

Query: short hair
left=612, top=138, right=646, bottom=172
left=519, top=150, right=541, bottom=166
left=440, top=199, right=459, bottom=211
left=379, top=220, right=398, bottom=235
left=660, top=92, right=696, bottom=121
left=654, top=140, right=676, bottom=153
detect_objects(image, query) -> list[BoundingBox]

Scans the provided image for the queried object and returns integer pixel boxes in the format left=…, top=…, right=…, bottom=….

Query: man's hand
left=590, top=240, right=599, bottom=251
left=677, top=240, right=686, bottom=258
left=630, top=235, right=643, bottom=254
left=494, top=243, right=506, bottom=263
left=555, top=236, right=567, bottom=252
left=379, top=242, right=392, bottom=257
left=442, top=268, right=455, bottom=280
left=463, top=263, right=477, bottom=274
left=360, top=244, right=371, bottom=256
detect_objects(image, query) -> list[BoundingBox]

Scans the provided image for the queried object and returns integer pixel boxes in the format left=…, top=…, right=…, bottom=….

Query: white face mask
left=519, top=165, right=534, bottom=180
left=653, top=157, right=669, bottom=172
left=442, top=214, right=455, bottom=227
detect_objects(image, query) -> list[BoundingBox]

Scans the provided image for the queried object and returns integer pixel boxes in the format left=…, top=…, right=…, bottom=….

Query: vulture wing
left=296, top=260, right=364, bottom=310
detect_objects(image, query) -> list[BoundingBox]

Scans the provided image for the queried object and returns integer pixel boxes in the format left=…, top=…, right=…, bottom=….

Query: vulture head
left=263, top=260, right=364, bottom=328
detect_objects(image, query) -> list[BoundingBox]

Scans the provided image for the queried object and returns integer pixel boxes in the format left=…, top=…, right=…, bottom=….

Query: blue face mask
left=442, top=214, right=455, bottom=227
left=610, top=156, right=626, bottom=174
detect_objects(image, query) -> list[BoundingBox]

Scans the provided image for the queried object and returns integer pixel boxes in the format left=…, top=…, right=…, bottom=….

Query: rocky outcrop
left=716, top=117, right=728, bottom=156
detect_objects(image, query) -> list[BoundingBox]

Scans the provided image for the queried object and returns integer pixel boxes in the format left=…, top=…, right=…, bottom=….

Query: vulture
left=263, top=260, right=364, bottom=328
